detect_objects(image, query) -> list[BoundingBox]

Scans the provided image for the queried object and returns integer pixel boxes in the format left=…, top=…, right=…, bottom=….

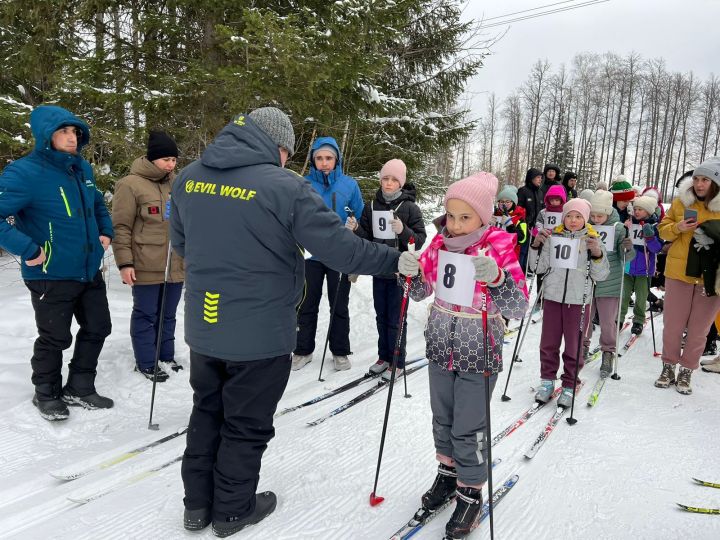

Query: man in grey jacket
left=170, top=107, right=401, bottom=537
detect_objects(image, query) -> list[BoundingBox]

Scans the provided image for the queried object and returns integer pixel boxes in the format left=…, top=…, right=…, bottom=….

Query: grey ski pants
left=429, top=361, right=497, bottom=486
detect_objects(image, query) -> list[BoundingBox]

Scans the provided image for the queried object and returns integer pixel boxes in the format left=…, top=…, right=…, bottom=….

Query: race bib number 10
left=372, top=210, right=395, bottom=240
left=436, top=250, right=476, bottom=307
left=549, top=236, right=580, bottom=269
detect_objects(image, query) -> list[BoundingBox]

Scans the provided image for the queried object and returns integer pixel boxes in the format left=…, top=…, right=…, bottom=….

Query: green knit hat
left=496, top=185, right=518, bottom=205
left=610, top=175, right=635, bottom=202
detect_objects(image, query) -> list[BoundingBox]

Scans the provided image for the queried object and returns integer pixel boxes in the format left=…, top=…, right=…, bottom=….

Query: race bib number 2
left=436, top=250, right=476, bottom=307
left=594, top=225, right=616, bottom=252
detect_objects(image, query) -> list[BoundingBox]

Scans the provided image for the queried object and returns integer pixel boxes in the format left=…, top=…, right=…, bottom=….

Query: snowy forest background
left=1, top=1, right=719, bottom=202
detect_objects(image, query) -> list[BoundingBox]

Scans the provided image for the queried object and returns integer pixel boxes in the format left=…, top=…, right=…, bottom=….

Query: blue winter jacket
left=0, top=105, right=113, bottom=281
left=305, top=137, right=364, bottom=223
left=626, top=214, right=662, bottom=277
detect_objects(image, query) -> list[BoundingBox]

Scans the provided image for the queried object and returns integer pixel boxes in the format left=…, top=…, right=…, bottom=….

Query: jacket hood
left=30, top=105, right=90, bottom=153
left=678, top=177, right=720, bottom=213
left=201, top=115, right=280, bottom=170
left=374, top=182, right=417, bottom=204
left=544, top=184, right=567, bottom=206
left=129, top=156, right=173, bottom=182
left=606, top=207, right=621, bottom=225
left=524, top=168, right=543, bottom=188
left=309, top=136, right=344, bottom=173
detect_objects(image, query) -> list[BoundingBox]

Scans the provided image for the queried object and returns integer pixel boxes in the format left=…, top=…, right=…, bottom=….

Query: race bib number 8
left=594, top=225, right=616, bottom=252
left=630, top=224, right=644, bottom=246
left=436, top=250, right=476, bottom=307
left=372, top=210, right=395, bottom=240
left=544, top=212, right=562, bottom=230
left=549, top=236, right=580, bottom=269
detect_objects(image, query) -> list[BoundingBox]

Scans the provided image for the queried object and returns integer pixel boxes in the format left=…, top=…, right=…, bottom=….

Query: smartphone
left=684, top=209, right=698, bottom=222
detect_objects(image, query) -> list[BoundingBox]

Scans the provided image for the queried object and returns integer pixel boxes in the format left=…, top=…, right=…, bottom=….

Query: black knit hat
left=147, top=130, right=178, bottom=162
left=563, top=171, right=577, bottom=182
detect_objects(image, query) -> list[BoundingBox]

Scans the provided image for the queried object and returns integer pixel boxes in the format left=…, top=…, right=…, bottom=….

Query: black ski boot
left=184, top=507, right=211, bottom=531
left=61, top=388, right=114, bottom=409
left=421, top=463, right=457, bottom=511
left=135, top=365, right=170, bottom=382
left=631, top=322, right=643, bottom=335
left=212, top=491, right=277, bottom=538
left=32, top=394, right=69, bottom=421
left=445, top=486, right=483, bottom=539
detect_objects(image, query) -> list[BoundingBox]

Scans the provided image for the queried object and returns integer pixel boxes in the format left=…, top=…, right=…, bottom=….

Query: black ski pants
left=182, top=351, right=291, bottom=522
left=294, top=259, right=351, bottom=356
left=24, top=271, right=111, bottom=399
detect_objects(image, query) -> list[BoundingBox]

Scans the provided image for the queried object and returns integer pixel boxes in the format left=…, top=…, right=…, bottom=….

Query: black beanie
left=147, top=130, right=178, bottom=162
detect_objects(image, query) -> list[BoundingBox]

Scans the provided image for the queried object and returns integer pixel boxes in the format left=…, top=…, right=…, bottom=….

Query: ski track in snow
left=1, top=248, right=720, bottom=539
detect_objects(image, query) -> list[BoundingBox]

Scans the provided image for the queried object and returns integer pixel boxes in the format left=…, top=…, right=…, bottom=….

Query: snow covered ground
left=1, top=246, right=719, bottom=540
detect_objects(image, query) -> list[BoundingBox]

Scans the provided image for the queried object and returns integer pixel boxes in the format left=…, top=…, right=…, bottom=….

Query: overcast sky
left=463, top=0, right=719, bottom=117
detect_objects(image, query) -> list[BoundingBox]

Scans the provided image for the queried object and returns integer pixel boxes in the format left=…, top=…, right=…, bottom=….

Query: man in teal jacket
left=0, top=105, right=114, bottom=421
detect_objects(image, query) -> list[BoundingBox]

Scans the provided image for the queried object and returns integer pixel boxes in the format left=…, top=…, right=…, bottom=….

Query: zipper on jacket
left=59, top=187, right=72, bottom=217
left=42, top=240, right=52, bottom=274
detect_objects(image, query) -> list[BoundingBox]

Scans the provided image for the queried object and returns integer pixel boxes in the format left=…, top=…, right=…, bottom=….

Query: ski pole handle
left=344, top=206, right=355, bottom=218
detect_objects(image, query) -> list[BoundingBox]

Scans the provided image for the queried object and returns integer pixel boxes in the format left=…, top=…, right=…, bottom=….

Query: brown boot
left=654, top=363, right=676, bottom=388
left=676, top=367, right=693, bottom=395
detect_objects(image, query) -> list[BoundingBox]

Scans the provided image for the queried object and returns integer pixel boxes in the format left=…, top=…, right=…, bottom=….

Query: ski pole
left=318, top=209, right=355, bottom=382
left=480, top=275, right=495, bottom=540
left=567, top=249, right=593, bottom=426
left=369, top=238, right=414, bottom=507
left=501, top=242, right=545, bottom=401
left=611, top=245, right=628, bottom=381
left=148, top=241, right=173, bottom=431
left=643, top=240, right=660, bottom=357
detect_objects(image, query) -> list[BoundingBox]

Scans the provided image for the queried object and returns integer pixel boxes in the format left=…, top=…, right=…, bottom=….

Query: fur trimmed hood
left=678, top=177, right=720, bottom=213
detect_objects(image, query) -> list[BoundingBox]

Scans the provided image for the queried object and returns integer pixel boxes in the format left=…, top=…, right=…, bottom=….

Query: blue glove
left=642, top=223, right=655, bottom=239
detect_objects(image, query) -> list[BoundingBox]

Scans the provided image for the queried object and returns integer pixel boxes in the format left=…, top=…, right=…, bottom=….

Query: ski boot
left=557, top=387, right=575, bottom=408
left=212, top=491, right=277, bottom=538
left=369, top=359, right=389, bottom=375
left=445, top=486, right=483, bottom=539
left=381, top=367, right=404, bottom=382
left=676, top=367, right=693, bottom=395
left=534, top=379, right=555, bottom=403
left=32, top=394, right=70, bottom=422
left=421, top=463, right=457, bottom=511
left=631, top=322, right=643, bottom=335
left=654, top=363, right=676, bottom=388
left=600, top=351, right=614, bottom=378
left=135, top=365, right=169, bottom=382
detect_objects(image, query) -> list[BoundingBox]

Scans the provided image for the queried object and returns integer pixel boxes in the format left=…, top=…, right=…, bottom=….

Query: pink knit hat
left=380, top=159, right=407, bottom=188
left=562, top=198, right=591, bottom=224
left=444, top=172, right=498, bottom=226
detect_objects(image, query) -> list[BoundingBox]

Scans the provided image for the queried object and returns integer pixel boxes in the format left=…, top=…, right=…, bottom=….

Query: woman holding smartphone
left=657, top=157, right=720, bottom=394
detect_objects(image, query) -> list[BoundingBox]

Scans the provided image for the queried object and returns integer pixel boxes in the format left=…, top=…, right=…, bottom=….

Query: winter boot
left=135, top=365, right=169, bottom=382
left=184, top=507, right=211, bottom=531
left=212, top=491, right=277, bottom=538
left=445, top=486, right=483, bottom=539
left=421, top=463, right=458, bottom=511
left=381, top=367, right=404, bottom=382
left=161, top=359, right=184, bottom=372
left=702, top=340, right=717, bottom=357
left=333, top=355, right=351, bottom=371
left=32, top=394, right=70, bottom=422
left=600, top=351, right=614, bottom=378
left=676, top=367, right=693, bottom=395
left=654, top=363, right=676, bottom=388
left=701, top=356, right=720, bottom=373
left=369, top=360, right=389, bottom=375
left=557, top=387, right=575, bottom=408
left=291, top=354, right=312, bottom=371
left=61, top=388, right=114, bottom=410
left=534, top=379, right=555, bottom=403
left=631, top=322, right=643, bottom=335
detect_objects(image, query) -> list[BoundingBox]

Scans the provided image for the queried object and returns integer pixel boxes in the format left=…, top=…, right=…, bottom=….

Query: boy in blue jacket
left=0, top=105, right=114, bottom=421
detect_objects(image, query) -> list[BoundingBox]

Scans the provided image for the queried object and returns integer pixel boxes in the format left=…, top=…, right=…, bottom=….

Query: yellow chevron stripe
left=203, top=316, right=218, bottom=324
left=203, top=309, right=218, bottom=318
left=205, top=292, right=220, bottom=299
left=203, top=304, right=218, bottom=312
left=204, top=298, right=219, bottom=306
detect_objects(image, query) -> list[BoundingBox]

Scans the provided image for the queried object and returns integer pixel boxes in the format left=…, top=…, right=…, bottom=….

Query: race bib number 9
left=544, top=212, right=562, bottom=230
left=549, top=236, right=580, bottom=269
left=372, top=210, right=395, bottom=240
left=436, top=250, right=476, bottom=307
left=630, top=224, right=644, bottom=246
left=594, top=225, right=616, bottom=252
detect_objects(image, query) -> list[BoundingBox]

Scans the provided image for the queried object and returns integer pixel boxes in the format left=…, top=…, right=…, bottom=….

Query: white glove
left=693, top=228, right=714, bottom=251
left=398, top=250, right=420, bottom=276
left=345, top=216, right=357, bottom=231
left=472, top=254, right=499, bottom=283
left=390, top=218, right=404, bottom=235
